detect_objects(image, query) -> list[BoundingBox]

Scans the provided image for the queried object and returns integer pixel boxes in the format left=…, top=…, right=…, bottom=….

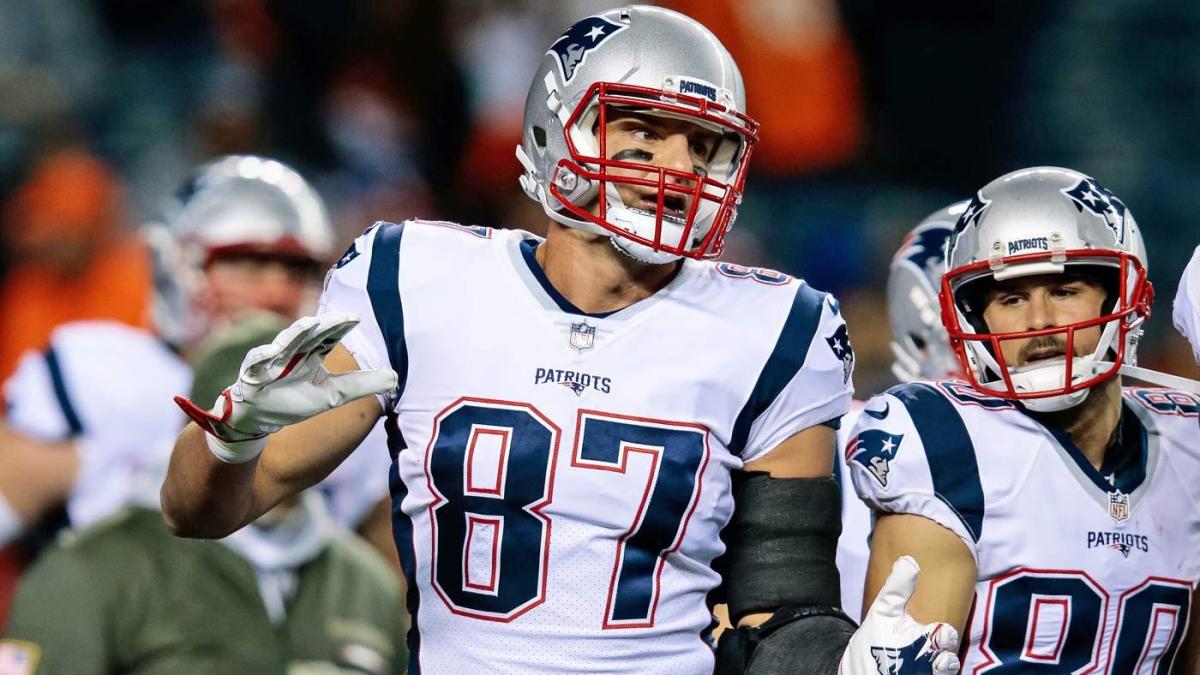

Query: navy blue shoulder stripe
left=890, top=382, right=985, bottom=542
left=729, top=283, right=827, bottom=456
left=43, top=346, right=83, bottom=436
left=366, top=222, right=409, bottom=399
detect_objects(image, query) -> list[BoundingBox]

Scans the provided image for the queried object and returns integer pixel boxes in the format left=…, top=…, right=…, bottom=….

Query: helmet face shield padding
left=517, top=5, right=758, bottom=263
left=941, top=173, right=1153, bottom=412
left=550, top=82, right=757, bottom=259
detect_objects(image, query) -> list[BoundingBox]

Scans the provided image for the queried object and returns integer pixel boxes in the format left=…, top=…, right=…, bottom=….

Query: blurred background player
left=1, top=314, right=406, bottom=674
left=848, top=167, right=1200, bottom=672
left=834, top=202, right=964, bottom=622
left=0, top=155, right=397, bottom=619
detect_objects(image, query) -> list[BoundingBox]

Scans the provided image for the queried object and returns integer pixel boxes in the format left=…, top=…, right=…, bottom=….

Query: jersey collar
left=506, top=234, right=696, bottom=322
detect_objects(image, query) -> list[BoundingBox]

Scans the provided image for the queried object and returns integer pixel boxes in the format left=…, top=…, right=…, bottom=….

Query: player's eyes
left=631, top=126, right=659, bottom=142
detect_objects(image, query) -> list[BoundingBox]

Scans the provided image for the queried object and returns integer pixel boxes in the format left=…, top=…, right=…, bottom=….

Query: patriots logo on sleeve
left=1062, top=177, right=1129, bottom=244
left=850, top=430, right=904, bottom=488
left=825, top=323, right=855, bottom=384
left=334, top=241, right=360, bottom=269
left=549, top=16, right=626, bottom=82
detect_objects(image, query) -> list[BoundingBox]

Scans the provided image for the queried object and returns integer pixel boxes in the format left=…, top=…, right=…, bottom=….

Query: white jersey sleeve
left=738, top=290, right=854, bottom=463
left=1173, top=243, right=1200, bottom=363
left=3, top=322, right=192, bottom=531
left=317, top=221, right=402, bottom=408
left=834, top=405, right=871, bottom=622
left=4, top=347, right=75, bottom=441
left=846, top=382, right=984, bottom=564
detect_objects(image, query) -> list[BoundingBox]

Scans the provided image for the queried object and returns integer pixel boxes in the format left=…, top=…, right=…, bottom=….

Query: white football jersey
left=317, top=220, right=854, bottom=674
left=3, top=321, right=192, bottom=534
left=849, top=381, right=1200, bottom=674
left=834, top=404, right=871, bottom=623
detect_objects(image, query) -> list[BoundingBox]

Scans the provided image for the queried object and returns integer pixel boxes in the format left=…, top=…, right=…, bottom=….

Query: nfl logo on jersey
left=569, top=321, right=596, bottom=351
left=1108, top=489, right=1131, bottom=523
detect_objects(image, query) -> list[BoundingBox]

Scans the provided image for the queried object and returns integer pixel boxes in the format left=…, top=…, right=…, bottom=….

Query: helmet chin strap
left=1100, top=362, right=1200, bottom=395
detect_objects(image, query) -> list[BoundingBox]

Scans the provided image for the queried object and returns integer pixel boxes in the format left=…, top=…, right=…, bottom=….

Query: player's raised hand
left=174, top=313, right=398, bottom=462
left=839, top=556, right=960, bottom=675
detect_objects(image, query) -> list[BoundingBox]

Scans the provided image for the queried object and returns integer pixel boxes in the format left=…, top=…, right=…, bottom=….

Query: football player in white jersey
left=835, top=203, right=966, bottom=623
left=163, top=6, right=959, bottom=674
left=848, top=166, right=1200, bottom=673
left=0, top=155, right=395, bottom=545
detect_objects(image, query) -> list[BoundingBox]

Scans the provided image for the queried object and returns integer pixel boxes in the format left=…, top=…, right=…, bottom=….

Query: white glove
left=174, top=313, right=398, bottom=463
left=840, top=556, right=960, bottom=675
left=1173, top=244, right=1200, bottom=364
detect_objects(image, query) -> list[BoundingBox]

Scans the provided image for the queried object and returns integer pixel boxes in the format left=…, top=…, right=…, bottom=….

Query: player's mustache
left=1017, top=335, right=1074, bottom=362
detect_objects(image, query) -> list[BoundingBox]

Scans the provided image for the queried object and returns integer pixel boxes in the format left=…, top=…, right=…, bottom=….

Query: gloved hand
left=174, top=313, right=397, bottom=463
left=1173, top=244, right=1200, bottom=364
left=839, top=556, right=960, bottom=675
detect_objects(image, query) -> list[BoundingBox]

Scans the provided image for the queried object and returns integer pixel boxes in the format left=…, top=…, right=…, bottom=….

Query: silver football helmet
left=165, top=155, right=334, bottom=266
left=147, top=155, right=335, bottom=347
left=888, top=202, right=965, bottom=382
left=516, top=5, right=758, bottom=263
left=941, top=167, right=1152, bottom=412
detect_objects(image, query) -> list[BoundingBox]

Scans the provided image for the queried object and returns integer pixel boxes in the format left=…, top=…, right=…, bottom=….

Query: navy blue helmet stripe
left=729, top=284, right=828, bottom=455
left=891, top=383, right=985, bottom=542
left=367, top=221, right=409, bottom=398
left=43, top=347, right=83, bottom=436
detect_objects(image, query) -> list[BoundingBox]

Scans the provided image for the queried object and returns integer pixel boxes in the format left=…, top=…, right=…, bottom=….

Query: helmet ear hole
left=531, top=125, right=548, bottom=152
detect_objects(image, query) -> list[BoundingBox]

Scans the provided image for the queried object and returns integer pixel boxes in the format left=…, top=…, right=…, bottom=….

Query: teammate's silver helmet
left=147, top=155, right=335, bottom=347
left=888, top=203, right=965, bottom=382
left=940, top=167, right=1153, bottom=412
left=516, top=5, right=758, bottom=263
left=166, top=155, right=334, bottom=266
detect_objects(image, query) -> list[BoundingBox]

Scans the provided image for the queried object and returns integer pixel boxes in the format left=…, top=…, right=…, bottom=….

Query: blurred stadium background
left=2, top=0, right=1199, bottom=399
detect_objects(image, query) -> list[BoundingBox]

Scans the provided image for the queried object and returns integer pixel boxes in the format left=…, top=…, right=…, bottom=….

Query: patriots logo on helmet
left=850, top=430, right=904, bottom=488
left=1062, top=177, right=1129, bottom=245
left=897, top=224, right=952, bottom=277
left=826, top=324, right=855, bottom=385
left=549, top=15, right=627, bottom=82
left=950, top=192, right=990, bottom=255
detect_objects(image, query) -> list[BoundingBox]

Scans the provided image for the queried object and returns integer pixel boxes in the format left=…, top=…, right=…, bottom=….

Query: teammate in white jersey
left=835, top=203, right=965, bottom=623
left=848, top=166, right=1200, bottom=673
left=163, top=6, right=959, bottom=674
left=0, top=155, right=393, bottom=545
